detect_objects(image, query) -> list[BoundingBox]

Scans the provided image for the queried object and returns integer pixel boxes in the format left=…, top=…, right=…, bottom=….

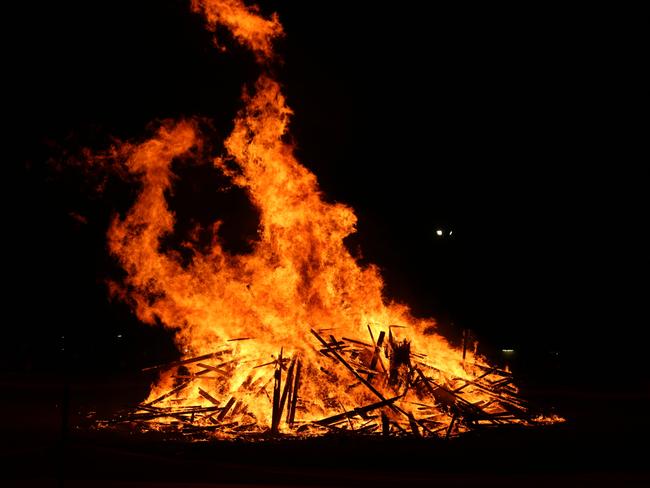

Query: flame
left=95, top=0, right=560, bottom=436
left=190, top=0, right=282, bottom=60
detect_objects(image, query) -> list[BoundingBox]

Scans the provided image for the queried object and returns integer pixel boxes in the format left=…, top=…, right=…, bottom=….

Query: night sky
left=6, top=1, right=645, bottom=387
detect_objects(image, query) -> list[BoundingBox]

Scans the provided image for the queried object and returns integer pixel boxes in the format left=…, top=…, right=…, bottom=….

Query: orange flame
left=190, top=0, right=282, bottom=60
left=96, top=0, right=560, bottom=436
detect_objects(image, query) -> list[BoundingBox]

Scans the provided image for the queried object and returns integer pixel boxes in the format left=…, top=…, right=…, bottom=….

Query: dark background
left=3, top=0, right=647, bottom=485
left=3, top=2, right=647, bottom=481
left=6, top=0, right=644, bottom=380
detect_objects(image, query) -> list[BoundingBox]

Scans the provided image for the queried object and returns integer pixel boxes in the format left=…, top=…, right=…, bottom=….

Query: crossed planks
left=107, top=328, right=535, bottom=438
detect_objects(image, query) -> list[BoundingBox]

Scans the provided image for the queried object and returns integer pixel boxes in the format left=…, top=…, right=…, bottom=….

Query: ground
left=1, top=369, right=648, bottom=487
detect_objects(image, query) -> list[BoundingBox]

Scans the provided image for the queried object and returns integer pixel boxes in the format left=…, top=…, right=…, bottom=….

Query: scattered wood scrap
left=99, top=325, right=555, bottom=439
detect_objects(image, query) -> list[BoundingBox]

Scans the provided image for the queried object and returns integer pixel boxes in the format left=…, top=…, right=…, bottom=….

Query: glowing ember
left=93, top=0, right=561, bottom=438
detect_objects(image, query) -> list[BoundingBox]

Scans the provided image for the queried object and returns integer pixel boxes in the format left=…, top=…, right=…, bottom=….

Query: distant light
left=117, top=334, right=123, bottom=339
left=449, top=230, right=453, bottom=236
left=502, top=349, right=515, bottom=353
left=436, top=229, right=443, bottom=236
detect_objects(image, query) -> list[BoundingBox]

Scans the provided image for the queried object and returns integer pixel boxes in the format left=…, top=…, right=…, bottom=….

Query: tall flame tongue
left=101, top=0, right=551, bottom=436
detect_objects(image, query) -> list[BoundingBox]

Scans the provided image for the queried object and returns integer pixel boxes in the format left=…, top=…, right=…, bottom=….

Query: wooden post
left=445, top=414, right=457, bottom=439
left=368, top=331, right=386, bottom=381
left=288, top=360, right=302, bottom=426
left=271, top=348, right=283, bottom=434
left=408, top=412, right=421, bottom=438
left=367, top=324, right=376, bottom=346
left=381, top=412, right=390, bottom=436
left=277, top=357, right=296, bottom=428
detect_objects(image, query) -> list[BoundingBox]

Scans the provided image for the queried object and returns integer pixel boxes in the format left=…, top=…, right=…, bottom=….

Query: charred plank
left=314, top=395, right=402, bottom=426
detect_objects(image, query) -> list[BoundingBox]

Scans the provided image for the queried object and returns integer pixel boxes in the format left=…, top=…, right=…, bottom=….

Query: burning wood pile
left=86, top=0, right=561, bottom=441
left=102, top=326, right=548, bottom=439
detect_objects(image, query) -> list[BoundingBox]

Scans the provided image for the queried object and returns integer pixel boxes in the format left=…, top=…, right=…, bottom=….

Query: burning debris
left=87, top=0, right=562, bottom=439
left=101, top=327, right=556, bottom=439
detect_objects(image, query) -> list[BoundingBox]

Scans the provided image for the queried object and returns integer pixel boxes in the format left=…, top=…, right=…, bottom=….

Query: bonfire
left=90, top=0, right=561, bottom=439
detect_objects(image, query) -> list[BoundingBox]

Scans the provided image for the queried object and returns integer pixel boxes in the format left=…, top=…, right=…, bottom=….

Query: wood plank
left=198, top=388, right=220, bottom=406
left=415, top=418, right=437, bottom=436
left=253, top=360, right=276, bottom=369
left=381, top=412, right=390, bottom=436
left=144, top=368, right=211, bottom=406
left=339, top=401, right=355, bottom=431
left=367, top=324, right=376, bottom=347
left=471, top=362, right=512, bottom=377
left=141, top=350, right=232, bottom=372
left=445, top=414, right=457, bottom=439
left=408, top=412, right=422, bottom=438
left=232, top=400, right=247, bottom=416
left=318, top=336, right=348, bottom=355
left=216, top=396, right=236, bottom=421
left=311, top=329, right=407, bottom=417
left=196, top=362, right=231, bottom=376
left=453, top=368, right=495, bottom=393
left=277, top=357, right=296, bottom=428
left=342, top=337, right=373, bottom=348
left=319, top=345, right=349, bottom=355
left=368, top=331, right=386, bottom=381
left=288, top=359, right=302, bottom=426
left=416, top=368, right=458, bottom=411
left=172, top=375, right=222, bottom=380
left=271, top=349, right=283, bottom=433
left=314, top=395, right=403, bottom=425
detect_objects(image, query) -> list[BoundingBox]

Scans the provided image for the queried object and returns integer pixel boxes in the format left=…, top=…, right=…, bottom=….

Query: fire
left=96, top=0, right=560, bottom=437
left=191, top=0, right=282, bottom=59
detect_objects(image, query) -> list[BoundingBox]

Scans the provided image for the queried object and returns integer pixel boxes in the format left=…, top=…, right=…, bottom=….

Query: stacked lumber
left=100, top=326, right=552, bottom=439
